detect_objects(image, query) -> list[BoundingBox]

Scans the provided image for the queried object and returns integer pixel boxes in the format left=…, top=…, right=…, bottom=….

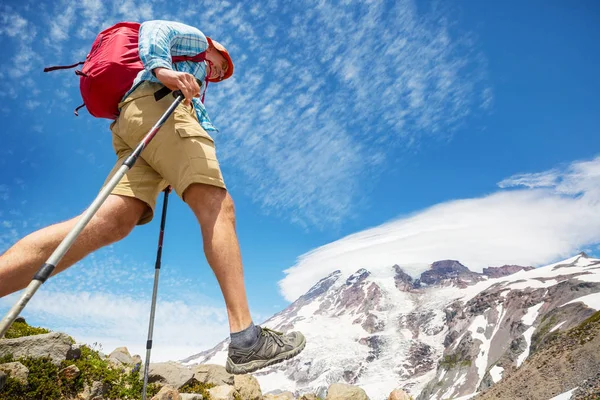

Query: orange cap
left=206, top=37, right=234, bottom=82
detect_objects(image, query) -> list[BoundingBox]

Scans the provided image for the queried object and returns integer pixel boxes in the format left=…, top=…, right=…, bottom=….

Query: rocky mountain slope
left=182, top=253, right=600, bottom=400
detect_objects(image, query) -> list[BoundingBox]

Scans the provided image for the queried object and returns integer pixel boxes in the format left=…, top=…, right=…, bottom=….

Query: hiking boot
left=226, top=326, right=306, bottom=374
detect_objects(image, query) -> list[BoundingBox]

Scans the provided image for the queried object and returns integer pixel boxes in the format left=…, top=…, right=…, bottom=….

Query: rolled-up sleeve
left=138, top=20, right=209, bottom=73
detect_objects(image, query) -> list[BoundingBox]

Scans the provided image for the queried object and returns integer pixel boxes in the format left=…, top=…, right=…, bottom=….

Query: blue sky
left=1, top=0, right=599, bottom=360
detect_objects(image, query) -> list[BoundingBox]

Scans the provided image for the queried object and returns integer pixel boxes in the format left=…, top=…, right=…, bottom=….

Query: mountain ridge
left=182, top=253, right=600, bottom=400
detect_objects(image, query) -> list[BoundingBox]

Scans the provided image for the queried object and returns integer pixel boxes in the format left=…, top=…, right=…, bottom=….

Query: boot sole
left=225, top=336, right=306, bottom=374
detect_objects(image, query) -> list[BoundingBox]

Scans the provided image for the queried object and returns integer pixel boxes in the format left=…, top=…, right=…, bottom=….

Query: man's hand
left=154, top=68, right=200, bottom=106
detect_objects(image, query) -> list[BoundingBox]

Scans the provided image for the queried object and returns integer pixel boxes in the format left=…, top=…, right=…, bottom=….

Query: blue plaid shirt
left=125, top=20, right=217, bottom=132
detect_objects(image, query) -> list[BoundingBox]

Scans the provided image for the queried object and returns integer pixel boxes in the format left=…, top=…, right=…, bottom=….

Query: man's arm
left=138, top=20, right=208, bottom=105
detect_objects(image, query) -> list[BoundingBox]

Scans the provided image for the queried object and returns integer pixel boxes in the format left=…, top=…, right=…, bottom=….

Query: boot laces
left=261, top=327, right=285, bottom=347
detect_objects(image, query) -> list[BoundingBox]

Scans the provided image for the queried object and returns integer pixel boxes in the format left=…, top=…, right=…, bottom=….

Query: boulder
left=146, top=362, right=195, bottom=389
left=59, top=364, right=81, bottom=381
left=152, top=385, right=181, bottom=400
left=234, top=374, right=262, bottom=400
left=0, top=332, right=74, bottom=365
left=326, top=383, right=369, bottom=400
left=0, top=371, right=6, bottom=390
left=78, top=380, right=110, bottom=400
left=264, top=392, right=295, bottom=399
left=180, top=394, right=204, bottom=400
left=388, top=389, right=411, bottom=400
left=108, top=346, right=134, bottom=365
left=208, top=384, right=236, bottom=400
left=193, top=364, right=234, bottom=386
left=299, top=394, right=318, bottom=400
left=0, top=362, right=29, bottom=384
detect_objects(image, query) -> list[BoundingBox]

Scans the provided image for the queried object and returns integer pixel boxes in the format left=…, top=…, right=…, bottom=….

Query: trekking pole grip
left=172, top=90, right=183, bottom=99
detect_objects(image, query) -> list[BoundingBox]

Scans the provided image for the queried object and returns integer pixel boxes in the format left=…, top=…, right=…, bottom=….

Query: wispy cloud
left=203, top=0, right=491, bottom=227
left=279, top=155, right=600, bottom=301
left=0, top=0, right=490, bottom=229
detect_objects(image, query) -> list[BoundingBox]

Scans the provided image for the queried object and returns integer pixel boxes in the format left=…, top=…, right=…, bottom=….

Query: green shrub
left=4, top=321, right=50, bottom=339
left=180, top=380, right=215, bottom=398
left=0, top=344, right=161, bottom=399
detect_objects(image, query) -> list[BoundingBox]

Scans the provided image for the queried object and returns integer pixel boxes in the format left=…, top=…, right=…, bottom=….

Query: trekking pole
left=0, top=91, right=184, bottom=338
left=142, top=186, right=170, bottom=400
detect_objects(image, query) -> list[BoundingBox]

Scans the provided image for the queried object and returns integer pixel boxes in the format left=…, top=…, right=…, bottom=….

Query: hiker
left=0, top=20, right=305, bottom=374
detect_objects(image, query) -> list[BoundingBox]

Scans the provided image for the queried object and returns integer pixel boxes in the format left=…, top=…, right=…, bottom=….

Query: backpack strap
left=43, top=61, right=85, bottom=72
left=74, top=103, right=86, bottom=116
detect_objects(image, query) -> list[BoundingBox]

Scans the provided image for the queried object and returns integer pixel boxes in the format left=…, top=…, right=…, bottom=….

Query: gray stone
left=0, top=332, right=73, bottom=366
left=208, top=384, right=236, bottom=400
left=151, top=385, right=181, bottom=400
left=326, top=383, right=369, bottom=400
left=193, top=364, right=234, bottom=386
left=180, top=394, right=204, bottom=400
left=80, top=380, right=110, bottom=400
left=0, top=361, right=29, bottom=384
left=234, top=374, right=262, bottom=400
left=108, top=346, right=134, bottom=365
left=0, top=371, right=6, bottom=390
left=264, top=392, right=295, bottom=400
left=146, top=362, right=194, bottom=389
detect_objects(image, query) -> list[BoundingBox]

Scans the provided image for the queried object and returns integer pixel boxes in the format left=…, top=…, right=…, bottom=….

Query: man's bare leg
left=0, top=195, right=146, bottom=297
left=184, top=183, right=306, bottom=374
left=184, top=183, right=252, bottom=333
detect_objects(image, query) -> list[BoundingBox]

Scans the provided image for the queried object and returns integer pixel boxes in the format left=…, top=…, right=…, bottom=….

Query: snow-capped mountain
left=181, top=253, right=600, bottom=400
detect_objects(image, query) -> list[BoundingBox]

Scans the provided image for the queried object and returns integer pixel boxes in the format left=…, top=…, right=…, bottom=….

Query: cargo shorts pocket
left=173, top=106, right=214, bottom=142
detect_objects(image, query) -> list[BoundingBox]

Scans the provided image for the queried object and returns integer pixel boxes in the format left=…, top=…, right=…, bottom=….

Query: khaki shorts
left=105, top=82, right=226, bottom=225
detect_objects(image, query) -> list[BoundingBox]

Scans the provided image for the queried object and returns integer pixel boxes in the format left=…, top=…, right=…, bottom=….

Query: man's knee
left=94, top=195, right=146, bottom=244
left=184, top=183, right=235, bottom=223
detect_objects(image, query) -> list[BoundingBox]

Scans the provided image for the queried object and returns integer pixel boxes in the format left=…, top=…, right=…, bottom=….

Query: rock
left=59, top=364, right=81, bottom=381
left=108, top=346, right=134, bottom=365
left=146, top=362, right=194, bottom=389
left=389, top=389, right=411, bottom=400
left=193, top=364, right=234, bottom=386
left=264, top=391, right=295, bottom=399
left=393, top=265, right=415, bottom=291
left=67, top=343, right=83, bottom=361
left=420, top=260, right=483, bottom=287
left=0, top=371, right=5, bottom=390
left=133, top=354, right=143, bottom=365
left=326, top=383, right=369, bottom=400
left=234, top=374, right=262, bottom=400
left=0, top=362, right=29, bottom=384
left=299, top=394, right=318, bottom=400
left=0, top=332, right=73, bottom=366
left=152, top=385, right=181, bottom=400
left=180, top=394, right=204, bottom=400
left=208, top=384, right=236, bottom=400
left=482, top=265, right=534, bottom=278
left=78, top=380, right=110, bottom=400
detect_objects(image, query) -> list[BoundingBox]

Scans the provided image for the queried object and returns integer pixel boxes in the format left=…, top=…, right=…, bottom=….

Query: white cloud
left=278, top=156, right=600, bottom=301
left=0, top=290, right=230, bottom=362
left=1, top=0, right=489, bottom=229
left=203, top=0, right=490, bottom=227
left=0, top=11, right=28, bottom=37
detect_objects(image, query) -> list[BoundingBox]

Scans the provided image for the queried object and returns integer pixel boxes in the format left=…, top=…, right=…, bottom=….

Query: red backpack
left=44, top=22, right=206, bottom=119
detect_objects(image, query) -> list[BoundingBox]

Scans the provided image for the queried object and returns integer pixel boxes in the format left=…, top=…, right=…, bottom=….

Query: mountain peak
left=419, top=260, right=482, bottom=287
